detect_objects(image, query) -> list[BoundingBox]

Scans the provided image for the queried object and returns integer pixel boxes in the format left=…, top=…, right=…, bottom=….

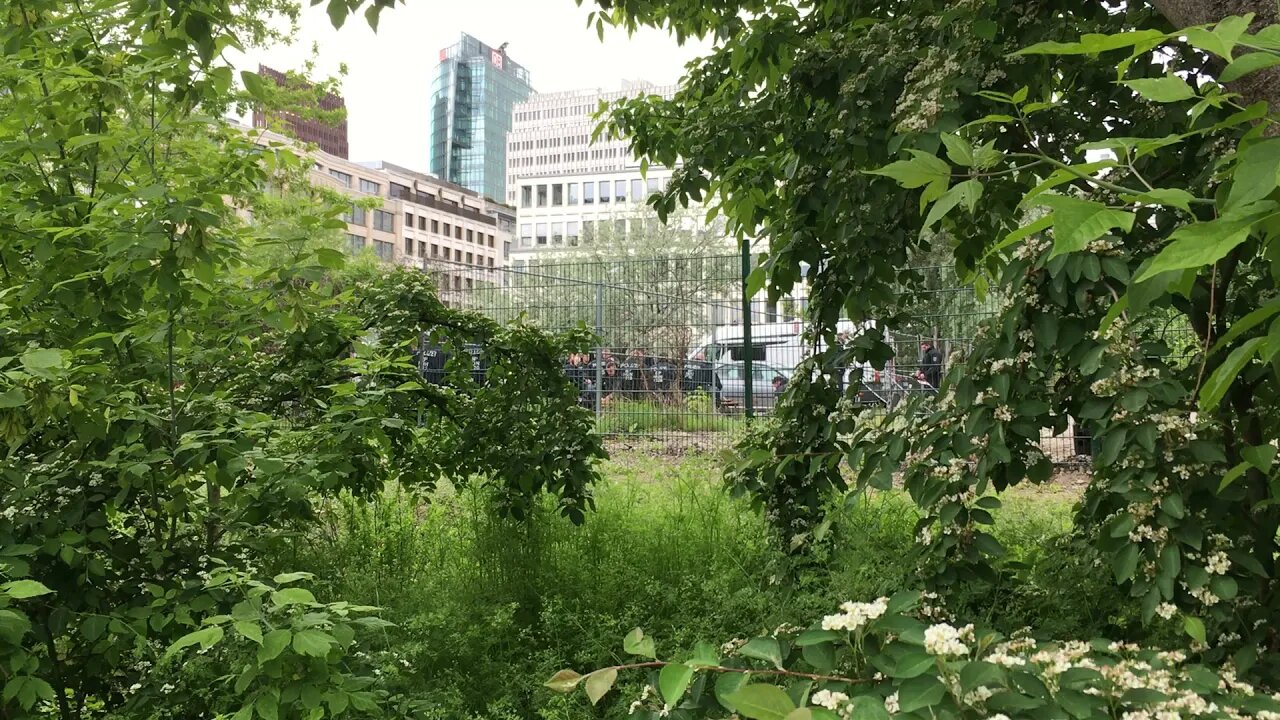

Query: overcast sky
left=236, top=1, right=709, bottom=168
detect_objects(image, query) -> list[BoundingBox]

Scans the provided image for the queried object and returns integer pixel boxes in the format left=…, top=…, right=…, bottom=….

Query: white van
left=690, top=319, right=888, bottom=374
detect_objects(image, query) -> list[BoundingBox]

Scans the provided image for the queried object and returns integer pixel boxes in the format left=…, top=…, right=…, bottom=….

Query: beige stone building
left=247, top=126, right=516, bottom=302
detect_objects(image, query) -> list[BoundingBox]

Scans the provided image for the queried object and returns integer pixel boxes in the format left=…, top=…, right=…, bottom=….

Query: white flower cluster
left=628, top=684, right=652, bottom=715
left=1190, top=586, right=1220, bottom=607
left=811, top=689, right=851, bottom=713
left=1156, top=602, right=1178, bottom=620
left=884, top=692, right=900, bottom=714
left=1206, top=551, right=1231, bottom=575
left=821, top=597, right=890, bottom=632
left=923, top=622, right=973, bottom=656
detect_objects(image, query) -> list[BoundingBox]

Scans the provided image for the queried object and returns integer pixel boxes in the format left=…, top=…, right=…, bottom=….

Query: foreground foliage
left=0, top=0, right=600, bottom=716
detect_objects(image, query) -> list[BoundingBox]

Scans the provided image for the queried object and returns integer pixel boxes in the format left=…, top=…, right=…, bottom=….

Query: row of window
left=519, top=177, right=666, bottom=209
left=346, top=233, right=497, bottom=268
left=514, top=105, right=591, bottom=123
left=343, top=206, right=497, bottom=248
left=508, top=135, right=592, bottom=152
left=516, top=217, right=672, bottom=248
left=508, top=147, right=623, bottom=169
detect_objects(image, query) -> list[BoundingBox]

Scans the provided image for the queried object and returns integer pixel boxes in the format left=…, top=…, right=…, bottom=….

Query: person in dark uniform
left=920, top=341, right=944, bottom=389
left=418, top=339, right=449, bottom=386
left=619, top=349, right=649, bottom=402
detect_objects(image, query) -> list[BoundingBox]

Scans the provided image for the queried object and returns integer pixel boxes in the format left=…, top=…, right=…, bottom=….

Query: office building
left=429, top=33, right=533, bottom=202
left=246, top=127, right=514, bottom=303
left=251, top=64, right=349, bottom=158
left=505, top=80, right=677, bottom=206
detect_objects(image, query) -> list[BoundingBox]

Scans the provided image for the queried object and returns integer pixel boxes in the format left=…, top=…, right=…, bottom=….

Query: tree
left=0, top=1, right=602, bottom=717
left=578, top=0, right=1280, bottom=679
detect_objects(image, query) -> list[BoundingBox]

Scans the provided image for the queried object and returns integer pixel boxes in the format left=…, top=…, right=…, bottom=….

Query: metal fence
left=416, top=253, right=1101, bottom=463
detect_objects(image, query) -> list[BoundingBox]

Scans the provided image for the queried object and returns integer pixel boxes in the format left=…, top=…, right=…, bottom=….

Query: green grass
left=595, top=398, right=745, bottom=433
left=274, top=454, right=1137, bottom=720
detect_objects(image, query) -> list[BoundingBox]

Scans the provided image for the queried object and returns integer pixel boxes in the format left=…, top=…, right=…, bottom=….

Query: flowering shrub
left=548, top=592, right=1280, bottom=720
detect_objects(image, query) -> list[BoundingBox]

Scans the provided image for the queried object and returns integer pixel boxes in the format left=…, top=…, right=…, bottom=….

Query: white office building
left=505, top=80, right=677, bottom=203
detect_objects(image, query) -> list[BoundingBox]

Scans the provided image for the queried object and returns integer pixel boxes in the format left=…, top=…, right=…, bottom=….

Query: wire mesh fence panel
left=415, top=253, right=1193, bottom=466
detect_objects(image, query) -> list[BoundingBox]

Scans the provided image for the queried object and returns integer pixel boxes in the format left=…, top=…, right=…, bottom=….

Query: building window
left=454, top=249, right=462, bottom=262
left=488, top=257, right=494, bottom=268
left=432, top=219, right=440, bottom=234
left=521, top=186, right=532, bottom=208
left=647, top=176, right=661, bottom=194
left=454, top=225, right=462, bottom=240
left=551, top=222, right=563, bottom=245
left=583, top=221, right=595, bottom=244
left=583, top=182, right=595, bottom=205
left=520, top=223, right=532, bottom=247
left=568, top=183, right=579, bottom=205
left=359, top=178, right=380, bottom=194
left=454, top=275, right=462, bottom=290
left=598, top=181, right=610, bottom=204
left=443, top=222, right=451, bottom=237
left=487, top=234, right=495, bottom=248
left=373, top=210, right=394, bottom=232
left=567, top=221, right=580, bottom=246
left=536, top=223, right=548, bottom=246
left=466, top=229, right=474, bottom=243
left=536, top=184, right=547, bottom=207
left=614, top=219, right=626, bottom=237
left=405, top=212, right=414, bottom=227
left=347, top=234, right=365, bottom=253
left=404, top=237, right=414, bottom=255
left=465, top=277, right=473, bottom=290
left=615, top=180, right=627, bottom=203
left=504, top=241, right=510, bottom=260
left=418, top=216, right=426, bottom=230
left=431, top=244, right=439, bottom=257
left=374, top=240, right=393, bottom=261
left=466, top=252, right=473, bottom=264
left=418, top=241, right=426, bottom=257
left=329, top=169, right=352, bottom=187
left=632, top=179, right=644, bottom=202
left=552, top=184, right=564, bottom=206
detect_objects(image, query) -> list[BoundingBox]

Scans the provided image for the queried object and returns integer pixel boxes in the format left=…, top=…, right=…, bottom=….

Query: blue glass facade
left=429, top=33, right=533, bottom=202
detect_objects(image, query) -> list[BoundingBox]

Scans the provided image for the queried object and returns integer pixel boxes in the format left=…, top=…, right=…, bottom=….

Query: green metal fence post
left=594, top=282, right=604, bottom=419
left=741, top=237, right=754, bottom=420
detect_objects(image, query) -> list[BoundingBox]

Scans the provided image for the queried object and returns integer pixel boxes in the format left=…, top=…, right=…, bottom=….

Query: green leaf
left=1244, top=444, right=1277, bottom=470
left=20, top=348, right=65, bottom=371
left=241, top=71, right=266, bottom=100
left=1199, top=337, right=1264, bottom=410
left=794, top=629, right=840, bottom=646
left=0, top=388, right=25, bottom=408
left=271, top=572, right=313, bottom=585
left=1015, top=30, right=1167, bottom=56
left=740, top=637, right=784, bottom=669
left=544, top=669, right=584, bottom=692
left=986, top=215, right=1052, bottom=260
left=849, top=696, right=890, bottom=720
left=258, top=629, right=291, bottom=664
left=725, top=684, right=797, bottom=720
left=2, top=580, right=52, bottom=600
left=960, top=660, right=1005, bottom=691
left=623, top=628, right=657, bottom=659
left=1213, top=300, right=1280, bottom=353
left=584, top=668, right=617, bottom=705
left=1226, top=138, right=1280, bottom=212
left=1039, top=196, right=1135, bottom=257
left=746, top=267, right=766, bottom=298
left=940, top=134, right=974, bottom=166
left=898, top=675, right=947, bottom=713
left=715, top=671, right=749, bottom=712
left=923, top=179, right=983, bottom=230
left=866, top=150, right=950, bottom=189
left=234, top=620, right=263, bottom=645
left=1219, top=461, right=1251, bottom=493
left=291, top=629, right=333, bottom=657
left=1185, top=16, right=1251, bottom=60
left=689, top=641, right=720, bottom=667
left=1113, top=543, right=1141, bottom=583
left=1120, top=188, right=1196, bottom=212
left=1183, top=616, right=1206, bottom=643
left=893, top=651, right=936, bottom=678
left=81, top=615, right=109, bottom=641
left=1121, top=76, right=1196, bottom=103
left=1136, top=217, right=1258, bottom=282
left=1220, top=52, right=1280, bottom=83
left=166, top=626, right=223, bottom=658
left=784, top=710, right=814, bottom=720
left=801, top=641, right=835, bottom=672
left=659, top=663, right=694, bottom=706
left=255, top=692, right=279, bottom=720
left=270, top=588, right=315, bottom=607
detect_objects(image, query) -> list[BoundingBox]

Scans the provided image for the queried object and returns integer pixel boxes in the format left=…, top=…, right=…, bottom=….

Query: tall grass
left=595, top=399, right=745, bottom=433
left=278, top=455, right=1128, bottom=720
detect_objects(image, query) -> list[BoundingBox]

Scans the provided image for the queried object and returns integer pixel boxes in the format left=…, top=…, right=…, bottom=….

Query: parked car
left=715, top=362, right=793, bottom=411
left=847, top=367, right=935, bottom=409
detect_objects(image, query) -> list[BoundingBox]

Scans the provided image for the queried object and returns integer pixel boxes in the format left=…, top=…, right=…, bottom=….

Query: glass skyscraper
left=429, top=33, right=533, bottom=202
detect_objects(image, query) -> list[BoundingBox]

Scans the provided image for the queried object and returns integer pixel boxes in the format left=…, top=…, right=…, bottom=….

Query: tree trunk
left=1150, top=0, right=1280, bottom=113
